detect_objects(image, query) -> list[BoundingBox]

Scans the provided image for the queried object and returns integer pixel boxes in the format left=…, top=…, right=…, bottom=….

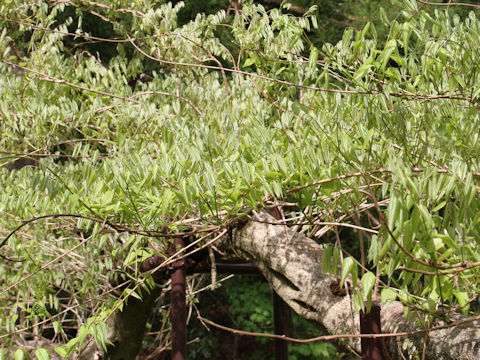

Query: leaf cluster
left=1, top=0, right=480, bottom=356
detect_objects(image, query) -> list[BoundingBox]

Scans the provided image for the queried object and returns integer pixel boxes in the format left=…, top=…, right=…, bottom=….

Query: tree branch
left=223, top=212, right=480, bottom=359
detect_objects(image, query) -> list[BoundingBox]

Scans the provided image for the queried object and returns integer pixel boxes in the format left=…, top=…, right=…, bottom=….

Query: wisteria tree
left=1, top=0, right=480, bottom=359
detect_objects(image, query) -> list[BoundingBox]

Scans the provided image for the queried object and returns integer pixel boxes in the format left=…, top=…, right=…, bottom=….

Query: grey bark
left=79, top=287, right=161, bottom=360
left=223, top=211, right=480, bottom=360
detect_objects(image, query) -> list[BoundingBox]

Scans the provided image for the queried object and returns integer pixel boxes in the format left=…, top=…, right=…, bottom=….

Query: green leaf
left=360, top=22, right=371, bottom=39
left=378, top=232, right=393, bottom=260
left=243, top=58, right=255, bottom=67
left=401, top=22, right=411, bottom=54
left=341, top=257, right=357, bottom=288
left=14, top=349, right=29, bottom=360
left=35, top=349, right=50, bottom=360
left=353, top=63, right=372, bottom=81
left=332, top=247, right=341, bottom=273
left=342, top=28, right=353, bottom=46
left=380, top=39, right=397, bottom=70
left=292, top=102, right=308, bottom=115
left=55, top=336, right=80, bottom=357
left=308, top=47, right=318, bottom=71
left=453, top=290, right=469, bottom=314
left=352, top=291, right=365, bottom=312
left=416, top=204, right=433, bottom=228
left=125, top=288, right=142, bottom=300
left=54, top=346, right=68, bottom=358
left=381, top=288, right=397, bottom=305
left=90, top=322, right=110, bottom=350
left=379, top=7, right=390, bottom=26
left=367, top=235, right=379, bottom=264
left=322, top=245, right=333, bottom=274
left=361, top=272, right=376, bottom=299
left=432, top=201, right=446, bottom=213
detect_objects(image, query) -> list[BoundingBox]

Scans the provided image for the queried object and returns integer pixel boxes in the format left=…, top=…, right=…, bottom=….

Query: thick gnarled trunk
left=224, top=212, right=480, bottom=360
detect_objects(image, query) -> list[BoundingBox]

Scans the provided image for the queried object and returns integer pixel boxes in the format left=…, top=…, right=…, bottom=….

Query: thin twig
left=198, top=313, right=480, bottom=342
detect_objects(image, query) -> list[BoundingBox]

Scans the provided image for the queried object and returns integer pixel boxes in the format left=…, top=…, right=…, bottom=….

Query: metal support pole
left=273, top=290, right=289, bottom=360
left=269, top=206, right=290, bottom=360
left=360, top=301, right=384, bottom=360
left=171, top=237, right=186, bottom=360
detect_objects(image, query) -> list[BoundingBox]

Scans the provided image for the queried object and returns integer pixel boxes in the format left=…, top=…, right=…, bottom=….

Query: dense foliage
left=1, top=0, right=480, bottom=358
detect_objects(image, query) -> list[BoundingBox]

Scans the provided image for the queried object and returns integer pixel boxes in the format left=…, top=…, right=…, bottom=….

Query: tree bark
left=79, top=287, right=161, bottom=360
left=224, top=211, right=480, bottom=360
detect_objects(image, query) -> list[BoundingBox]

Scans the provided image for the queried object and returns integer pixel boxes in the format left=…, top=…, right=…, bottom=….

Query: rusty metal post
left=171, top=237, right=186, bottom=360
left=273, top=290, right=289, bottom=360
left=269, top=206, right=289, bottom=360
left=360, top=301, right=384, bottom=360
